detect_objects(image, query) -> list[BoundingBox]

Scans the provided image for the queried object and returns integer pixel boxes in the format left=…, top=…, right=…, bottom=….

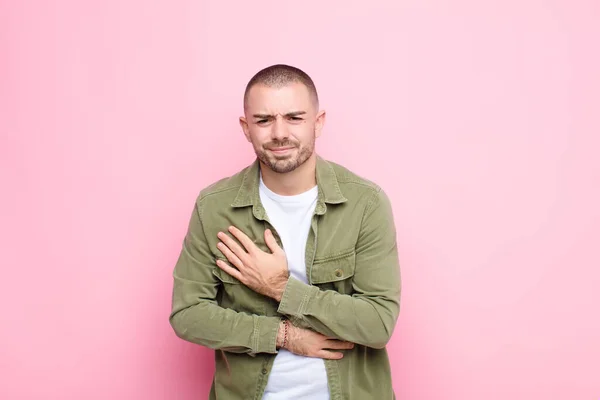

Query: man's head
left=239, top=64, right=325, bottom=174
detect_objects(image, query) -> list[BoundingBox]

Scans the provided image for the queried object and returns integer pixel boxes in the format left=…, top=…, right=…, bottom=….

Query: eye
left=256, top=119, right=268, bottom=125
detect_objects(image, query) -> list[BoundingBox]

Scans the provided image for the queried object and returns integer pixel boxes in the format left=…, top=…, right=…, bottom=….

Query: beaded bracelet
left=282, top=320, right=289, bottom=349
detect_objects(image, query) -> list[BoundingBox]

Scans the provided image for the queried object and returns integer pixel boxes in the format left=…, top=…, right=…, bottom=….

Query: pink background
left=1, top=1, right=599, bottom=399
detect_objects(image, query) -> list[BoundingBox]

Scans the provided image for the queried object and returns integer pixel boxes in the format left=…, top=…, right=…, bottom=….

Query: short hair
left=243, top=64, right=319, bottom=110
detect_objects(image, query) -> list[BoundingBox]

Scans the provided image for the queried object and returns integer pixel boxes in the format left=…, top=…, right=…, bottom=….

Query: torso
left=259, top=175, right=330, bottom=400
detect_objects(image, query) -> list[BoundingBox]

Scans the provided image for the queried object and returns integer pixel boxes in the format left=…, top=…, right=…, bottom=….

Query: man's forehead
left=246, top=82, right=312, bottom=104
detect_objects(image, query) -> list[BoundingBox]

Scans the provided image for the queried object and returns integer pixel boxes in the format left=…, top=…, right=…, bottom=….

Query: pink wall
left=1, top=1, right=599, bottom=399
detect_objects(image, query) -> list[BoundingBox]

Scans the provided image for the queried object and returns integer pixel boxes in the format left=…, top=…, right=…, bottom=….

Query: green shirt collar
left=231, top=155, right=347, bottom=216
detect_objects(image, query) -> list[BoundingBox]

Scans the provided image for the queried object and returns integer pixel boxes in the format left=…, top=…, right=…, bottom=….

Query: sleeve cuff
left=277, top=277, right=316, bottom=317
left=253, top=316, right=280, bottom=354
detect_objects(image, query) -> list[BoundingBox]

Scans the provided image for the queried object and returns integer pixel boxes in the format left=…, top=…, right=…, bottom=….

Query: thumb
left=264, top=229, right=282, bottom=253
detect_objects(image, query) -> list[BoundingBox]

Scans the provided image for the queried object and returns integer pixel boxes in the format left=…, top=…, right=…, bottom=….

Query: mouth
left=268, top=146, right=295, bottom=154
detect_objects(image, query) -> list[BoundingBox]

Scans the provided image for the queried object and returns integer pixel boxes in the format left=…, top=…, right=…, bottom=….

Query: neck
left=260, top=154, right=317, bottom=196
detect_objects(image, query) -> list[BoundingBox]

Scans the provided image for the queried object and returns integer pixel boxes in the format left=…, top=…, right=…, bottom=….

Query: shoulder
left=323, top=159, right=397, bottom=236
left=194, top=163, right=252, bottom=204
left=321, top=157, right=395, bottom=217
left=324, top=158, right=387, bottom=197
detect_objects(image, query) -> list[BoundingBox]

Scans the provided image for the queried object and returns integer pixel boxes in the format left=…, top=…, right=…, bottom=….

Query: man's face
left=240, top=82, right=325, bottom=174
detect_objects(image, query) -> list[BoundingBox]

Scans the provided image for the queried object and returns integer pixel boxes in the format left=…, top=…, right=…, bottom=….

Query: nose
left=271, top=115, right=289, bottom=140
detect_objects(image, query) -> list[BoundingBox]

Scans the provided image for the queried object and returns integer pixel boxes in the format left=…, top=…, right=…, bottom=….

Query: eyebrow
left=252, top=111, right=307, bottom=119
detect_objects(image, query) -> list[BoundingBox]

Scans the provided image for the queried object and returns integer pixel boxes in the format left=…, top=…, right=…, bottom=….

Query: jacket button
left=262, top=368, right=268, bottom=375
left=334, top=269, right=343, bottom=278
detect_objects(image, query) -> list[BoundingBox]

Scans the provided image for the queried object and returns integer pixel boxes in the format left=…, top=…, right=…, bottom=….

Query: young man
left=169, top=64, right=401, bottom=399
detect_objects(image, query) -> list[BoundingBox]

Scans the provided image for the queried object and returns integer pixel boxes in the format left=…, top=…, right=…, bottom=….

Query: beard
left=254, top=134, right=315, bottom=174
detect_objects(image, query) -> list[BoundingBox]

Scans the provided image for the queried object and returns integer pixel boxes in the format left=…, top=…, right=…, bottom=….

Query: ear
left=239, top=116, right=252, bottom=142
left=314, top=109, right=326, bottom=139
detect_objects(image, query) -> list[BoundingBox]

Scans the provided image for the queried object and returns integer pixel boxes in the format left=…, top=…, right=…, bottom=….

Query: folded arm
left=277, top=188, right=402, bottom=349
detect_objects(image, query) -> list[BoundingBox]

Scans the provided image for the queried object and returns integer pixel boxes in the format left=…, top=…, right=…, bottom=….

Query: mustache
left=264, top=140, right=299, bottom=149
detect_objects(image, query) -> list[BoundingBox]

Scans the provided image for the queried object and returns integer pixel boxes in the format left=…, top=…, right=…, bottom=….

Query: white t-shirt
left=259, top=175, right=330, bottom=400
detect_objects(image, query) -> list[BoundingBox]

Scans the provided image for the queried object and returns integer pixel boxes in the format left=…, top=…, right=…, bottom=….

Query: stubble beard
left=255, top=134, right=315, bottom=174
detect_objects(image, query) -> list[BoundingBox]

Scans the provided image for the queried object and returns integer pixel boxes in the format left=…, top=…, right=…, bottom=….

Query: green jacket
left=169, top=155, right=401, bottom=399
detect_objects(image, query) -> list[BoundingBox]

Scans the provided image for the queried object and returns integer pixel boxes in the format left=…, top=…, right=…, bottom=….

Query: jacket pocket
left=310, top=249, right=356, bottom=294
left=212, top=260, right=242, bottom=285
left=211, top=260, right=268, bottom=315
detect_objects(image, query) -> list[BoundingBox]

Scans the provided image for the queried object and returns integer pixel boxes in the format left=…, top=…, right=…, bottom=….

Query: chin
left=258, top=147, right=314, bottom=173
left=270, top=161, right=300, bottom=174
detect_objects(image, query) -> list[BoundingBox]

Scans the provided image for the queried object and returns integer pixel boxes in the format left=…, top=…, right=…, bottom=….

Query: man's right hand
left=277, top=321, right=354, bottom=360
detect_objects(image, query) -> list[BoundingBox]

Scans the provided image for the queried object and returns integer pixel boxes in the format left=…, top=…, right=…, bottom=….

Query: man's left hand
left=216, top=226, right=289, bottom=301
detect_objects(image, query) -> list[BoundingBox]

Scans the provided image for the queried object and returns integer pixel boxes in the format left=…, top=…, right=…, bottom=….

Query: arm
left=169, top=199, right=281, bottom=356
left=277, top=188, right=401, bottom=349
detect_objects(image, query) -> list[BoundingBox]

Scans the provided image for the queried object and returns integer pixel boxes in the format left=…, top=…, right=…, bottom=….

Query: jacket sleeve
left=277, top=188, right=401, bottom=349
left=169, top=198, right=281, bottom=356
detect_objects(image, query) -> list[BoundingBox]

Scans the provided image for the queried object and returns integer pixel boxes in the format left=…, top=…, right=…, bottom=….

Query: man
left=169, top=64, right=401, bottom=400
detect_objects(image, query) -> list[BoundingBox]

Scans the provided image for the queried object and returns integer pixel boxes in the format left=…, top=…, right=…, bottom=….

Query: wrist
left=271, top=274, right=288, bottom=302
left=272, top=287, right=284, bottom=302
